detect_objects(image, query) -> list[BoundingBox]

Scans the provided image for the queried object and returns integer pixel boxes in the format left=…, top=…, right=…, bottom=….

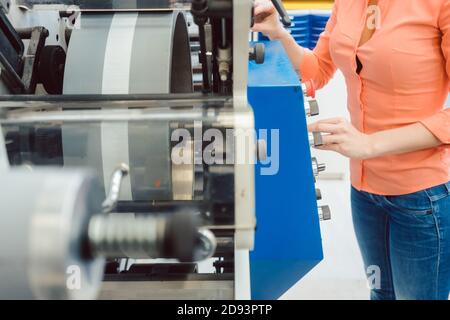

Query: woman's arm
left=275, top=31, right=306, bottom=76
left=252, top=0, right=338, bottom=89
left=369, top=123, right=443, bottom=157
left=308, top=118, right=443, bottom=160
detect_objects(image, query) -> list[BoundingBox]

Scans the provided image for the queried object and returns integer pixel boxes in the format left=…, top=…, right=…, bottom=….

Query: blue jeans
left=351, top=182, right=450, bottom=300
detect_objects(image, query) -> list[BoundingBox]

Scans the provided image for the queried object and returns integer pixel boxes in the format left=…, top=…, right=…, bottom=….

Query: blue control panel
left=248, top=41, right=324, bottom=300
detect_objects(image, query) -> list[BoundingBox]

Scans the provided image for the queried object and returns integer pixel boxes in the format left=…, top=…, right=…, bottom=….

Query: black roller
left=163, top=212, right=199, bottom=262
left=38, top=45, right=66, bottom=94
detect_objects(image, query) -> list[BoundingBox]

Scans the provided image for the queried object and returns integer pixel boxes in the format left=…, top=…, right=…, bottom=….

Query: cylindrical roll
left=62, top=11, right=193, bottom=201
left=0, top=169, right=104, bottom=300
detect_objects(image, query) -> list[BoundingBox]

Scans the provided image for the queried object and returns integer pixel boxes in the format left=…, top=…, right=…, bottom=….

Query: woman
left=253, top=0, right=450, bottom=300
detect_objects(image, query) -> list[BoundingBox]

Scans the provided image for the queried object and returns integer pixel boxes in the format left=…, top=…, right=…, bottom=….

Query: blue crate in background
left=258, top=10, right=331, bottom=50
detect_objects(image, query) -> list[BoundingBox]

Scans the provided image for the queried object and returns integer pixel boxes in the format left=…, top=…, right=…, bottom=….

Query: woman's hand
left=252, top=0, right=287, bottom=40
left=308, top=118, right=374, bottom=160
left=308, top=118, right=443, bottom=159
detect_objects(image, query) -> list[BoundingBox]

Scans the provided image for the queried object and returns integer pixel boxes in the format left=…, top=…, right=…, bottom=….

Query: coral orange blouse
left=300, top=0, right=450, bottom=195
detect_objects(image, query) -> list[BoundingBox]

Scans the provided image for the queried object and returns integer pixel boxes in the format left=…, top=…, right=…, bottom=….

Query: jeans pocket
left=384, top=191, right=433, bottom=216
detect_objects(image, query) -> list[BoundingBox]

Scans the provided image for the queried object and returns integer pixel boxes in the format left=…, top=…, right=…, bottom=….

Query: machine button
left=249, top=43, right=265, bottom=64
left=308, top=132, right=323, bottom=147
left=305, top=98, right=320, bottom=117
left=315, top=188, right=322, bottom=200
left=318, top=205, right=331, bottom=221
left=311, top=157, right=326, bottom=178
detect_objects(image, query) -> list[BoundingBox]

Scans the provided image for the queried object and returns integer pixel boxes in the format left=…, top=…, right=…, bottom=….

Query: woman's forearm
left=275, top=30, right=306, bottom=76
left=309, top=118, right=443, bottom=160
left=368, top=122, right=443, bottom=158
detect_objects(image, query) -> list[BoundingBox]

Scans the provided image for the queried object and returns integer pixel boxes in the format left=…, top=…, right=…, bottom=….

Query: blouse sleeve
left=299, top=0, right=338, bottom=90
left=420, top=0, right=450, bottom=144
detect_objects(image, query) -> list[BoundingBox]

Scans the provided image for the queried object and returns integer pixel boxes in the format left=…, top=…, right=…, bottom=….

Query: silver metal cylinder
left=318, top=205, right=331, bottom=221
left=312, top=157, right=326, bottom=177
left=88, top=213, right=165, bottom=259
left=0, top=169, right=105, bottom=300
left=308, top=132, right=323, bottom=147
left=87, top=212, right=208, bottom=262
left=305, top=98, right=320, bottom=117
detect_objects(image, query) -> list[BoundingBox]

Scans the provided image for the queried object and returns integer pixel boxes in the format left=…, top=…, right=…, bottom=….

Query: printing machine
left=0, top=0, right=329, bottom=300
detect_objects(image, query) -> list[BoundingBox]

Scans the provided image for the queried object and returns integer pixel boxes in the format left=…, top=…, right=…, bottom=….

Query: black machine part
left=0, top=8, right=49, bottom=94
left=0, top=8, right=24, bottom=75
left=251, top=0, right=292, bottom=28
left=38, top=45, right=66, bottom=94
left=270, top=0, right=292, bottom=27
left=0, top=8, right=25, bottom=92
left=21, top=26, right=49, bottom=94
left=249, top=43, right=265, bottom=64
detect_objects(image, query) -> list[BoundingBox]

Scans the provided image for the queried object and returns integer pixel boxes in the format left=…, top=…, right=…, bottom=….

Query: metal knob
left=308, top=132, right=323, bottom=147
left=305, top=98, right=320, bottom=117
left=315, top=188, right=322, bottom=200
left=312, top=157, right=326, bottom=177
left=318, top=205, right=331, bottom=221
left=249, top=43, right=265, bottom=64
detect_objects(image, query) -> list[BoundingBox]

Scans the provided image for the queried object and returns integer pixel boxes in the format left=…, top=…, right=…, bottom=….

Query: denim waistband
left=352, top=181, right=450, bottom=199
left=424, top=181, right=450, bottom=202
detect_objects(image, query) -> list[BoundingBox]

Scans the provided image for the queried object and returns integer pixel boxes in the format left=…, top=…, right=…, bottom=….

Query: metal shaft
left=86, top=212, right=206, bottom=262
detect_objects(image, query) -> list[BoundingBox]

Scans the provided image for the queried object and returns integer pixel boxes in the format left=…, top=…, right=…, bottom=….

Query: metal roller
left=62, top=11, right=194, bottom=201
left=0, top=168, right=213, bottom=299
left=0, top=169, right=105, bottom=300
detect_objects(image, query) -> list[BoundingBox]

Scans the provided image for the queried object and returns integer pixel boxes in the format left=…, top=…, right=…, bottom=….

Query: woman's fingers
left=308, top=122, right=342, bottom=134
left=318, top=117, right=345, bottom=124
left=321, top=134, right=343, bottom=145
left=254, top=0, right=275, bottom=16
left=253, top=12, right=272, bottom=24
left=316, top=144, right=341, bottom=152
